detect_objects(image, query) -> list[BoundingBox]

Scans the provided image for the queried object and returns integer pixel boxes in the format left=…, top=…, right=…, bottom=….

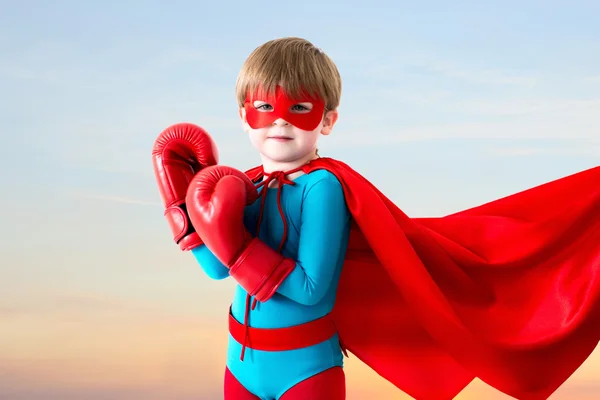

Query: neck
left=261, top=151, right=318, bottom=181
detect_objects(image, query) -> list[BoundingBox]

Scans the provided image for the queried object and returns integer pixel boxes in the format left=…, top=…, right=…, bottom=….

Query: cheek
left=247, top=128, right=268, bottom=146
left=295, top=128, right=320, bottom=146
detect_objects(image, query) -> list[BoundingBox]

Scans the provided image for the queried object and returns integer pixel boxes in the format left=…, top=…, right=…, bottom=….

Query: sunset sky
left=1, top=0, right=599, bottom=399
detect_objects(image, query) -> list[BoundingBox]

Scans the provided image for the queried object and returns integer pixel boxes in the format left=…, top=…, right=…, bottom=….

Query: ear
left=239, top=107, right=249, bottom=132
left=320, top=109, right=339, bottom=136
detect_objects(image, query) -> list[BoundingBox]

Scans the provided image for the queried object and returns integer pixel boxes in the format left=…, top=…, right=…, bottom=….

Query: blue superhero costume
left=191, top=169, right=351, bottom=399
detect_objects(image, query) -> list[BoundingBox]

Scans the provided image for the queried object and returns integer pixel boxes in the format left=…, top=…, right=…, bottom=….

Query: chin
left=260, top=147, right=292, bottom=160
left=261, top=148, right=312, bottom=164
left=262, top=153, right=297, bottom=163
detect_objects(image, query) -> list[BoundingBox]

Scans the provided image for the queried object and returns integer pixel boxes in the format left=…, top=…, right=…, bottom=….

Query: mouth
left=268, top=136, right=293, bottom=141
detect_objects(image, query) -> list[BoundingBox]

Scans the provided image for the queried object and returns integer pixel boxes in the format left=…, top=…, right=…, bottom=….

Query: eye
left=253, top=101, right=273, bottom=111
left=290, top=103, right=313, bottom=113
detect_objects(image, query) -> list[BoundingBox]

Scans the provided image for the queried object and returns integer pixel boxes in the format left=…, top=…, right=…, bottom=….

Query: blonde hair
left=236, top=37, right=342, bottom=111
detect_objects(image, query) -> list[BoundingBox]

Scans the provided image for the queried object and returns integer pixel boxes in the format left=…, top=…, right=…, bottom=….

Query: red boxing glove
left=186, top=165, right=296, bottom=301
left=152, top=123, right=219, bottom=251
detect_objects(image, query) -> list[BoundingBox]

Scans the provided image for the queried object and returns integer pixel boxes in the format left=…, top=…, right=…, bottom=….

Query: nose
left=272, top=118, right=290, bottom=126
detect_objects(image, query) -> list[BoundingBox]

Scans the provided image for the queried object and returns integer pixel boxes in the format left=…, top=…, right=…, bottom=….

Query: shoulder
left=300, top=170, right=350, bottom=217
left=303, top=169, right=342, bottom=191
left=301, top=169, right=346, bottom=204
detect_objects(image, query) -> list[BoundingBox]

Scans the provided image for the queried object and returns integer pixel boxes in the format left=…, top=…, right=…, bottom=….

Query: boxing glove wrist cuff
left=178, top=232, right=204, bottom=251
left=229, top=238, right=295, bottom=302
left=165, top=204, right=204, bottom=251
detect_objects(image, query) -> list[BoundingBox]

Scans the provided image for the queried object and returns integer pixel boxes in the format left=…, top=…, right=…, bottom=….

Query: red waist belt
left=228, top=307, right=338, bottom=351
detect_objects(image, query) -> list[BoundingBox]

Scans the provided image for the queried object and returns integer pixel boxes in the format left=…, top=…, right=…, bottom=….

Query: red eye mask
left=244, top=86, right=326, bottom=131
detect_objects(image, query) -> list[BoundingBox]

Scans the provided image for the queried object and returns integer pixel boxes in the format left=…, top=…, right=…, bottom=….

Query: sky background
left=1, top=0, right=599, bottom=399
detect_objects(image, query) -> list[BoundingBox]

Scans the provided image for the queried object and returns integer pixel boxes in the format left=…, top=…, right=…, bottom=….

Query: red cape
left=245, top=158, right=600, bottom=400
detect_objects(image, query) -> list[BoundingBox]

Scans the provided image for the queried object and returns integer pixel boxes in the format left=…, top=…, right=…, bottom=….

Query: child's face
left=240, top=88, right=337, bottom=164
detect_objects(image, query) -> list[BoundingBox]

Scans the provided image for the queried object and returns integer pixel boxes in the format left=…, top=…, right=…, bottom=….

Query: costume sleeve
left=190, top=205, right=259, bottom=280
left=190, top=244, right=230, bottom=280
left=275, top=176, right=351, bottom=305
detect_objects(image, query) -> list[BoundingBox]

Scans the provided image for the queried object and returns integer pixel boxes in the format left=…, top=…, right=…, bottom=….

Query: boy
left=155, top=37, right=350, bottom=400
left=153, top=38, right=600, bottom=400
left=188, top=37, right=349, bottom=400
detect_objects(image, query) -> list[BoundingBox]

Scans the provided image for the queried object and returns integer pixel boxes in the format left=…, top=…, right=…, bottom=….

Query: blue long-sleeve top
left=190, top=169, right=352, bottom=398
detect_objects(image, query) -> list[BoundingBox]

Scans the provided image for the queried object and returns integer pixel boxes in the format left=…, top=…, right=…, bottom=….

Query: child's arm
left=191, top=245, right=230, bottom=280
left=186, top=166, right=349, bottom=303
left=275, top=177, right=350, bottom=305
left=189, top=206, right=258, bottom=280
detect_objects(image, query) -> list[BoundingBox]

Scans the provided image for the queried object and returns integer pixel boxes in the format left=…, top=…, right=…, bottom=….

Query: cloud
left=149, top=48, right=236, bottom=74
left=0, top=65, right=60, bottom=82
left=378, top=87, right=600, bottom=117
left=424, top=63, right=538, bottom=86
left=331, top=120, right=599, bottom=148
left=11, top=42, right=596, bottom=173
left=444, top=97, right=600, bottom=117
left=330, top=91, right=600, bottom=148
left=38, top=292, right=128, bottom=312
left=487, top=145, right=600, bottom=157
left=366, top=60, right=538, bottom=87
left=545, top=382, right=600, bottom=400
left=0, top=39, right=234, bottom=89
left=0, top=302, right=226, bottom=399
left=68, top=191, right=161, bottom=206
left=377, top=89, right=454, bottom=106
left=0, top=307, right=20, bottom=317
left=2, top=292, right=157, bottom=319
